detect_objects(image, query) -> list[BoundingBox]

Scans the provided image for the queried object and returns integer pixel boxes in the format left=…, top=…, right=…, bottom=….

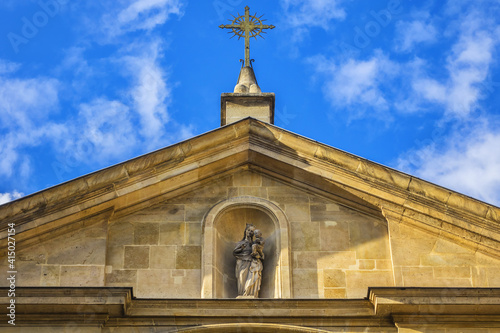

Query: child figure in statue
left=251, top=229, right=265, bottom=260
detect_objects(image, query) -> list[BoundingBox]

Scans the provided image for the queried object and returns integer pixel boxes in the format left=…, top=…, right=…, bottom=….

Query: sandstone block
left=124, top=246, right=149, bottom=269
left=233, top=171, right=262, bottom=186
left=136, top=269, right=172, bottom=298
left=350, top=219, right=389, bottom=259
left=176, top=246, right=201, bottom=269
left=60, top=265, right=104, bottom=286
left=391, top=238, right=436, bottom=266
left=310, top=204, right=346, bottom=221
left=163, top=204, right=185, bottom=221
left=106, top=246, right=124, bottom=270
left=284, top=204, right=310, bottom=222
left=41, top=265, right=60, bottom=286
left=227, top=187, right=239, bottom=198
left=433, top=266, right=471, bottom=279
left=401, top=267, right=435, bottom=287
left=261, top=176, right=283, bottom=187
left=375, top=260, right=392, bottom=270
left=486, top=267, right=500, bottom=286
left=136, top=269, right=201, bottom=298
left=186, top=222, right=202, bottom=245
left=134, top=222, right=159, bottom=245
left=11, top=261, right=40, bottom=286
left=268, top=187, right=310, bottom=204
left=185, top=204, right=209, bottom=221
left=317, top=251, right=357, bottom=269
left=433, top=239, right=470, bottom=254
left=359, top=259, right=375, bottom=270
left=238, top=187, right=268, bottom=197
left=47, top=237, right=106, bottom=265
left=293, top=269, right=318, bottom=291
left=294, top=251, right=356, bottom=270
left=150, top=246, right=176, bottom=269
left=420, top=253, right=476, bottom=267
left=291, top=222, right=320, bottom=251
left=472, top=267, right=488, bottom=287
left=105, top=269, right=137, bottom=284
left=346, top=270, right=394, bottom=298
left=323, top=269, right=346, bottom=288
left=324, top=288, right=346, bottom=298
left=320, top=221, right=349, bottom=251
left=294, top=288, right=319, bottom=298
left=160, top=222, right=186, bottom=245
left=108, top=222, right=134, bottom=246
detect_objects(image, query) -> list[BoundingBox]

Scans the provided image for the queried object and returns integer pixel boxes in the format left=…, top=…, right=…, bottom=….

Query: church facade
left=1, top=10, right=500, bottom=331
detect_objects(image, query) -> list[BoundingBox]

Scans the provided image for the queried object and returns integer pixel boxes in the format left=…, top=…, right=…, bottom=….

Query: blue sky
left=1, top=0, right=500, bottom=207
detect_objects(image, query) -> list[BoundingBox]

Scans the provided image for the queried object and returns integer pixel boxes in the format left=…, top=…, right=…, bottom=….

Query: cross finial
left=219, top=6, right=275, bottom=67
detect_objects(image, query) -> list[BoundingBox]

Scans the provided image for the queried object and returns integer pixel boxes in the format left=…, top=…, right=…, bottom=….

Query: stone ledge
left=1, top=287, right=500, bottom=329
left=369, top=287, right=500, bottom=316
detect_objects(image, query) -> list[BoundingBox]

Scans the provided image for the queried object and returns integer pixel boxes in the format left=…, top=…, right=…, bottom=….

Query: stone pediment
left=2, top=117, right=500, bottom=331
left=1, top=118, right=499, bottom=259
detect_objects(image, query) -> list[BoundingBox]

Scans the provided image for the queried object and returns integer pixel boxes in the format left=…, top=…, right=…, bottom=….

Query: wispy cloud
left=0, top=191, right=24, bottom=205
left=0, top=59, right=21, bottom=74
left=280, top=0, right=346, bottom=43
left=0, top=65, right=59, bottom=179
left=120, top=41, right=172, bottom=149
left=395, top=19, right=437, bottom=52
left=0, top=77, right=59, bottom=129
left=0, top=38, right=182, bottom=187
left=308, top=51, right=398, bottom=120
left=407, top=10, right=499, bottom=117
left=59, top=99, right=137, bottom=163
left=397, top=120, right=500, bottom=206
left=281, top=0, right=346, bottom=29
left=100, top=0, right=184, bottom=38
left=51, top=39, right=180, bottom=166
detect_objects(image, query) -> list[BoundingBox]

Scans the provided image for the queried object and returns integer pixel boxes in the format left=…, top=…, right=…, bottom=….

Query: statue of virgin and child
left=233, top=223, right=265, bottom=298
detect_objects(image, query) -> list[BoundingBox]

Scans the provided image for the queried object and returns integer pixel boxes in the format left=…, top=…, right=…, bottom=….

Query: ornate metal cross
left=219, top=6, right=275, bottom=67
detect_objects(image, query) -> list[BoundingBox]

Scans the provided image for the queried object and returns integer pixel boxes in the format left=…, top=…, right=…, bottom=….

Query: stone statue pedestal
left=236, top=295, right=256, bottom=299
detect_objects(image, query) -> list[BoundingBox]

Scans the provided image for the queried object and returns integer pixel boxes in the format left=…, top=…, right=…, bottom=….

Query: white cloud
left=53, top=40, right=180, bottom=163
left=101, top=0, right=184, bottom=38
left=408, top=12, right=499, bottom=117
left=175, top=123, right=195, bottom=141
left=121, top=41, right=171, bottom=148
left=56, top=99, right=137, bottom=164
left=309, top=51, right=398, bottom=118
left=395, top=19, right=437, bottom=52
left=280, top=0, right=346, bottom=43
left=0, top=191, right=24, bottom=205
left=0, top=1, right=192, bottom=196
left=397, top=121, right=500, bottom=206
left=0, top=66, right=60, bottom=179
left=0, top=59, right=20, bottom=75
left=0, top=77, right=59, bottom=129
left=281, top=0, right=345, bottom=29
left=0, top=140, right=19, bottom=178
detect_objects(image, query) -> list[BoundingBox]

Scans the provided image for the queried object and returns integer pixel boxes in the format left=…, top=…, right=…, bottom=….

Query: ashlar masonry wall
left=2, top=169, right=500, bottom=299
left=389, top=220, right=500, bottom=288
left=105, top=169, right=395, bottom=298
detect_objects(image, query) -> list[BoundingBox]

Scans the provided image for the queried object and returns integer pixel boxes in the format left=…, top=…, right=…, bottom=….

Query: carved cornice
left=1, top=287, right=500, bottom=329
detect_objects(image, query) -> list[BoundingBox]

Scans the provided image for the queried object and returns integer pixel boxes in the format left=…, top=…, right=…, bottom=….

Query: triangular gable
left=1, top=118, right=499, bottom=258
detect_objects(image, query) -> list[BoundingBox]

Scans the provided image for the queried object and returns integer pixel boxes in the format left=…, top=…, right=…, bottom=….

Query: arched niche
left=201, top=196, right=292, bottom=298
